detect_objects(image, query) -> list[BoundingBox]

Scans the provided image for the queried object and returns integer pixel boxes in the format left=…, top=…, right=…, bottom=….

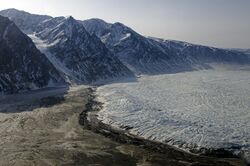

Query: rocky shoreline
left=79, top=88, right=247, bottom=166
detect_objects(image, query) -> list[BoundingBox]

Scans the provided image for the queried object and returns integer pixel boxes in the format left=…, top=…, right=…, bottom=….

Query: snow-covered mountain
left=231, top=48, right=250, bottom=56
left=1, top=8, right=249, bottom=84
left=34, top=16, right=133, bottom=83
left=82, top=19, right=188, bottom=74
left=152, top=38, right=249, bottom=64
left=246, top=49, right=250, bottom=56
left=0, top=8, right=52, bottom=33
left=0, top=9, right=134, bottom=84
left=0, top=16, right=65, bottom=94
left=82, top=19, right=250, bottom=74
left=81, top=18, right=112, bottom=37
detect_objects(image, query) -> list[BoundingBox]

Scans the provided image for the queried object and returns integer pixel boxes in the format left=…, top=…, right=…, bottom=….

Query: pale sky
left=0, top=0, right=250, bottom=48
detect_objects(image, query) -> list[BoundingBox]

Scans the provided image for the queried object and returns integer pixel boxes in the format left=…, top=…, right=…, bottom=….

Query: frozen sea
left=96, top=65, right=250, bottom=160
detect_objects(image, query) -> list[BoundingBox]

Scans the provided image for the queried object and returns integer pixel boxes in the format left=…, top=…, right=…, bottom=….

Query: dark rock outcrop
left=0, top=16, right=65, bottom=94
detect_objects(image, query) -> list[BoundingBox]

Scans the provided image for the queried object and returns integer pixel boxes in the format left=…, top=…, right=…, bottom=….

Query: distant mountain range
left=0, top=8, right=249, bottom=93
left=246, top=49, right=250, bottom=55
left=0, top=8, right=52, bottom=33
left=230, top=48, right=250, bottom=55
left=81, top=18, right=250, bottom=74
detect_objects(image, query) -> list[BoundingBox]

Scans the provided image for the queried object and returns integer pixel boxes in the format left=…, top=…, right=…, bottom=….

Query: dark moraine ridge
left=79, top=88, right=247, bottom=166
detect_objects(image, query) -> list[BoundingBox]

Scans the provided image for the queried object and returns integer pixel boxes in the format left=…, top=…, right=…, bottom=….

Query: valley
left=0, top=86, right=245, bottom=166
left=0, top=8, right=250, bottom=165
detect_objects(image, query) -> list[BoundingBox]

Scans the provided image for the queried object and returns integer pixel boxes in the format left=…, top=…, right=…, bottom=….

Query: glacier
left=96, top=65, right=250, bottom=161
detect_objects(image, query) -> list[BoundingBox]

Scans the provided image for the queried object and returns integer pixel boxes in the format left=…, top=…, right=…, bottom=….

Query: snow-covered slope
left=82, top=19, right=190, bottom=74
left=0, top=8, right=51, bottom=33
left=34, top=16, right=133, bottom=84
left=232, top=48, right=250, bottom=56
left=97, top=66, right=250, bottom=162
left=0, top=16, right=65, bottom=94
left=82, top=19, right=250, bottom=74
left=81, top=18, right=112, bottom=37
left=247, top=49, right=250, bottom=56
left=1, top=8, right=249, bottom=84
left=0, top=9, right=134, bottom=84
left=152, top=38, right=249, bottom=64
left=247, top=49, right=250, bottom=54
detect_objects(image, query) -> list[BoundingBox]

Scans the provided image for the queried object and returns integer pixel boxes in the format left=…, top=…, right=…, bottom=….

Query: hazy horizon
left=1, top=0, right=250, bottom=49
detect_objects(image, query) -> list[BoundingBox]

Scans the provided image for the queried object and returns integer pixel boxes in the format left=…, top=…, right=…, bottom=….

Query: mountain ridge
left=0, top=8, right=52, bottom=33
left=0, top=9, right=134, bottom=84
left=0, top=15, right=65, bottom=94
left=81, top=18, right=250, bottom=74
left=0, top=8, right=249, bottom=87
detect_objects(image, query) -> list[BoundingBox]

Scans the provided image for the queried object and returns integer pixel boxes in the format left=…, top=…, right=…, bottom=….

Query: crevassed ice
left=97, top=67, right=250, bottom=157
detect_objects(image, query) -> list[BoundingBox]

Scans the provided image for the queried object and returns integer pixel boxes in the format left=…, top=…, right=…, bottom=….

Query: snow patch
left=28, top=34, right=81, bottom=84
left=120, top=33, right=131, bottom=41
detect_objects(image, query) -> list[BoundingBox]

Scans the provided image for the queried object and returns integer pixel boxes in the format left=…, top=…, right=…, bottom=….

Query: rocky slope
left=82, top=19, right=250, bottom=74
left=1, top=8, right=249, bottom=83
left=1, top=9, right=134, bottom=84
left=0, top=16, right=65, bottom=94
left=0, top=8, right=51, bottom=33
left=34, top=16, right=133, bottom=83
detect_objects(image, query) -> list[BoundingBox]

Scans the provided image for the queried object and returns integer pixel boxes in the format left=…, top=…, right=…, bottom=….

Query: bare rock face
left=0, top=16, right=65, bottom=94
